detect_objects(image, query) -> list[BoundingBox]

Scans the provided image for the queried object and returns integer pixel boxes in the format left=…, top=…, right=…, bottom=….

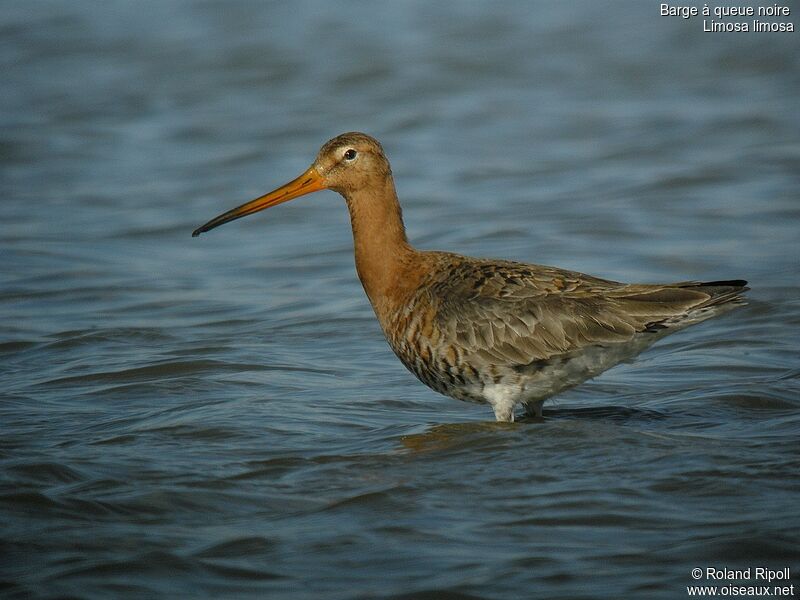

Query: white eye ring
left=343, top=149, right=357, bottom=161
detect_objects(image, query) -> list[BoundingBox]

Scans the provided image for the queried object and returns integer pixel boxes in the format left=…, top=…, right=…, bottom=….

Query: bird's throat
left=343, top=178, right=416, bottom=315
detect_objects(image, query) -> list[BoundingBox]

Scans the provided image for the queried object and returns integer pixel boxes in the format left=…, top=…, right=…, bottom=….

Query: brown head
left=191, top=132, right=393, bottom=237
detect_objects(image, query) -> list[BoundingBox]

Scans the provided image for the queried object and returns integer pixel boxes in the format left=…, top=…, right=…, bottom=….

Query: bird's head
left=192, top=132, right=390, bottom=237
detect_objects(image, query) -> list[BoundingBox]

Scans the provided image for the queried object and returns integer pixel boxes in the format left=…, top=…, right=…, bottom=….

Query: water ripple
left=2, top=1, right=798, bottom=599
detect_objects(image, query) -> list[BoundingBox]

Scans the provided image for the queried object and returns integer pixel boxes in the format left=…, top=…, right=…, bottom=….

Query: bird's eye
left=343, top=149, right=357, bottom=161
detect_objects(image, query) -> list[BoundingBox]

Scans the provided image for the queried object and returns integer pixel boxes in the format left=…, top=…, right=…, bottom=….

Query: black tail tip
left=703, top=279, right=748, bottom=288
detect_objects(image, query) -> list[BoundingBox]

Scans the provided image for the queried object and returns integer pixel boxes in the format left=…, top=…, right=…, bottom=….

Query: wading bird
left=193, top=133, right=747, bottom=422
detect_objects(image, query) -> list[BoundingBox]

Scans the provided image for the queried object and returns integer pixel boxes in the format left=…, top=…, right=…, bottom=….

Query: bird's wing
left=430, top=256, right=741, bottom=366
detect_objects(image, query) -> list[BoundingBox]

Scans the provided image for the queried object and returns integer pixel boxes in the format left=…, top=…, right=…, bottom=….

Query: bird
left=192, top=132, right=748, bottom=422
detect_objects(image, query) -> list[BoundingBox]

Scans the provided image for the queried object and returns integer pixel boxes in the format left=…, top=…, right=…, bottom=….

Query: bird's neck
left=343, top=176, right=418, bottom=316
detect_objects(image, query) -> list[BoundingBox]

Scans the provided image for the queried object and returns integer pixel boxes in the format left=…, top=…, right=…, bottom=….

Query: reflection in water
left=401, top=421, right=518, bottom=453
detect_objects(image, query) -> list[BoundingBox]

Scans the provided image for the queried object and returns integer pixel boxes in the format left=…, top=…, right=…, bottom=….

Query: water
left=2, top=1, right=799, bottom=598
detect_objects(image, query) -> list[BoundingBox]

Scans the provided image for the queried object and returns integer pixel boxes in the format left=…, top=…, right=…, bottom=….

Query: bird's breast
left=377, top=288, right=486, bottom=402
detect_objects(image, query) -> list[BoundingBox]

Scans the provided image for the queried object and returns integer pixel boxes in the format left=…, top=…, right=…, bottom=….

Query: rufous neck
left=343, top=175, right=414, bottom=305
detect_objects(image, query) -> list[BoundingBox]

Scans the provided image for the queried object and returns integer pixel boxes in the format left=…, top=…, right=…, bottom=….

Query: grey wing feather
left=432, top=256, right=747, bottom=367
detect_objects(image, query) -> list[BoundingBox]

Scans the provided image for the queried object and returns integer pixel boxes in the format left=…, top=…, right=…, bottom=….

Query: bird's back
left=380, top=250, right=748, bottom=418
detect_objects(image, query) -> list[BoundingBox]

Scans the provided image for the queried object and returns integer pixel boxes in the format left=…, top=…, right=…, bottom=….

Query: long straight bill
left=192, top=167, right=326, bottom=237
